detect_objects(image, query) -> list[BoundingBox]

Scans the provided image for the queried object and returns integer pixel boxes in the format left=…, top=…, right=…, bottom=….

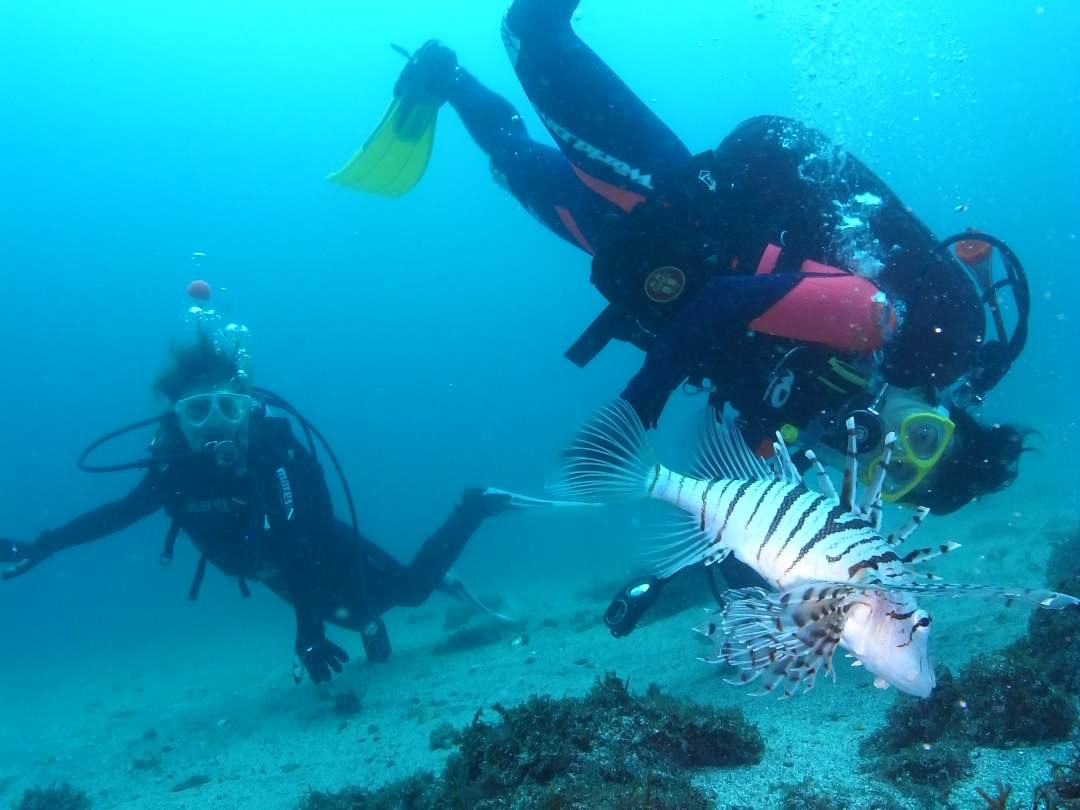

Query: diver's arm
left=2, top=472, right=163, bottom=580
left=273, top=431, right=350, bottom=683
left=621, top=274, right=802, bottom=428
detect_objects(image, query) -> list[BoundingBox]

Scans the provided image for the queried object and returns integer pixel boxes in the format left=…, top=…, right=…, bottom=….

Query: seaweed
left=860, top=667, right=974, bottom=795
left=130, top=755, right=161, bottom=772
left=296, top=672, right=763, bottom=810
left=1015, top=527, right=1080, bottom=696
left=332, top=689, right=363, bottom=717
left=975, top=780, right=1013, bottom=809
left=298, top=773, right=442, bottom=810
left=14, top=784, right=92, bottom=810
left=432, top=620, right=527, bottom=656
left=1034, top=740, right=1080, bottom=809
left=170, top=774, right=211, bottom=793
left=960, top=651, right=1077, bottom=746
left=863, top=524, right=1080, bottom=803
left=778, top=781, right=851, bottom=810
left=428, top=722, right=459, bottom=751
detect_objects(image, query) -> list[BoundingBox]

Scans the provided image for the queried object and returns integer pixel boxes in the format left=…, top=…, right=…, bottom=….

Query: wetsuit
left=447, top=0, right=985, bottom=432
left=2, top=412, right=499, bottom=682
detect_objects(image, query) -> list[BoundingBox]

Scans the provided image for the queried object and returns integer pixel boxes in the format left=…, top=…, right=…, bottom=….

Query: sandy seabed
left=0, top=497, right=1075, bottom=810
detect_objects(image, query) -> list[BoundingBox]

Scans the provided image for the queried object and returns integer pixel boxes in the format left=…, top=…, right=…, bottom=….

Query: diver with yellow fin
left=328, top=41, right=457, bottom=197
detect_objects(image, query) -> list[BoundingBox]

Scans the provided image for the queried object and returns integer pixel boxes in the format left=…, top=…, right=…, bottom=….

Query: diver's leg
left=316, top=523, right=407, bottom=630
left=447, top=67, right=617, bottom=253
left=389, top=489, right=511, bottom=608
left=502, top=0, right=692, bottom=203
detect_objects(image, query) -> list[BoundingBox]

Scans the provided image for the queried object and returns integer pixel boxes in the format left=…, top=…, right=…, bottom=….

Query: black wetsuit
left=447, top=0, right=985, bottom=435
left=5, top=412, right=495, bottom=681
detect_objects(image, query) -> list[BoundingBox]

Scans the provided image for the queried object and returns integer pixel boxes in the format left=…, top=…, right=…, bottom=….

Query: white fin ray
left=804, top=449, right=838, bottom=500
left=708, top=583, right=859, bottom=699
left=862, top=573, right=1080, bottom=610
left=548, top=399, right=660, bottom=502
left=772, top=435, right=801, bottom=484
left=869, top=495, right=884, bottom=531
left=899, top=541, right=962, bottom=565
left=635, top=510, right=725, bottom=579
left=839, top=417, right=859, bottom=512
left=694, top=413, right=771, bottom=481
left=885, top=507, right=930, bottom=546
left=858, top=432, right=896, bottom=515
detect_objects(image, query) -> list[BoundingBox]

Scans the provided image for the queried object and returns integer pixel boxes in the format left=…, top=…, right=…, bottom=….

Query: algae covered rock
left=297, top=672, right=764, bottom=810
left=860, top=667, right=974, bottom=794
left=1017, top=526, right=1080, bottom=695
left=960, top=650, right=1078, bottom=746
left=15, top=783, right=92, bottom=810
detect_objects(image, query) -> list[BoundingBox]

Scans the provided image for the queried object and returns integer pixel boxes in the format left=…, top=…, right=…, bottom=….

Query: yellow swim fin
left=330, top=40, right=456, bottom=198
left=328, top=96, right=439, bottom=198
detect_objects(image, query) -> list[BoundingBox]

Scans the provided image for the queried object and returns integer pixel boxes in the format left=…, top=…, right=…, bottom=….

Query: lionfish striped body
left=553, top=399, right=1079, bottom=699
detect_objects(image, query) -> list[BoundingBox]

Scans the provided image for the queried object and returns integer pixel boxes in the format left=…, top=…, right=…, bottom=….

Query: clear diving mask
left=174, top=392, right=254, bottom=468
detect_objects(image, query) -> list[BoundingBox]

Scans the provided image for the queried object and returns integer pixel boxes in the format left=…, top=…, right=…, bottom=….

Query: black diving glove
left=295, top=635, right=350, bottom=685
left=0, top=536, right=49, bottom=581
left=394, top=40, right=459, bottom=108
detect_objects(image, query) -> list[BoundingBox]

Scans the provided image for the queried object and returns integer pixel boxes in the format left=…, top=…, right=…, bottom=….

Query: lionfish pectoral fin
left=866, top=574, right=1080, bottom=610
left=637, top=507, right=727, bottom=580
left=718, top=582, right=856, bottom=699
left=900, top=541, right=961, bottom=565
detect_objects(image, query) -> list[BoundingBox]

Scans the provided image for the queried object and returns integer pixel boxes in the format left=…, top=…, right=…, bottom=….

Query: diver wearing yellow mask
left=866, top=390, right=956, bottom=504
left=722, top=343, right=1030, bottom=517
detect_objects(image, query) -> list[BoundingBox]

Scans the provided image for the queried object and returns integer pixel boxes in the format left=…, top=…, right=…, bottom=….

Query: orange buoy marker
left=186, top=279, right=212, bottom=301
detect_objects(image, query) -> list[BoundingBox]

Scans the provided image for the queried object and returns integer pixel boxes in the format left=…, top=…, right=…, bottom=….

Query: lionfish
left=552, top=399, right=1078, bottom=698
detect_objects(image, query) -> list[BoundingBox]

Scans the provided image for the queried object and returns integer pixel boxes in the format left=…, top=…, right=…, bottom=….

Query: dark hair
left=154, top=335, right=240, bottom=402
left=915, top=407, right=1035, bottom=515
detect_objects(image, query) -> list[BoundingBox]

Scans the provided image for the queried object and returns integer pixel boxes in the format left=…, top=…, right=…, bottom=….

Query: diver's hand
left=619, top=375, right=676, bottom=430
left=295, top=637, right=350, bottom=684
left=0, top=538, right=45, bottom=581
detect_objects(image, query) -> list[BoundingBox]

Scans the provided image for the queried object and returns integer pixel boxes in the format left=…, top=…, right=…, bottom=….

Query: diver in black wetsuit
left=343, top=0, right=1030, bottom=520
left=0, top=307, right=515, bottom=684
left=336, top=0, right=1033, bottom=637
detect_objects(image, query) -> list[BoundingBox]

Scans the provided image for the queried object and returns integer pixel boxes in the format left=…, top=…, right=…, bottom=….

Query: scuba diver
left=332, top=2, right=1032, bottom=633
left=0, top=305, right=568, bottom=683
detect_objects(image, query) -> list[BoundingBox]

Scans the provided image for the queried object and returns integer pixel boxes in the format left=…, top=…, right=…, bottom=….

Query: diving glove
left=0, top=536, right=49, bottom=581
left=393, top=40, right=459, bottom=110
left=295, top=636, right=350, bottom=684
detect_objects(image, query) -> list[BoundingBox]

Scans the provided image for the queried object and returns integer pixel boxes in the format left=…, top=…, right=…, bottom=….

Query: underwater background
left=1, top=1, right=1078, bottom=808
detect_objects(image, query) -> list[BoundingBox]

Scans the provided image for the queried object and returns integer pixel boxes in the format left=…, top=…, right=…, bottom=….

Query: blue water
left=1, top=1, right=1078, bottom=806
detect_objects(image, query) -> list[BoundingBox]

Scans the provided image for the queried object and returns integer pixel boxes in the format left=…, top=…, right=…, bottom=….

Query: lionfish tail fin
left=549, top=398, right=663, bottom=503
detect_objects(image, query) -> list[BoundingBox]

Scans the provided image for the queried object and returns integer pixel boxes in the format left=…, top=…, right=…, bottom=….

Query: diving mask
left=870, top=409, right=955, bottom=503
left=174, top=392, right=254, bottom=466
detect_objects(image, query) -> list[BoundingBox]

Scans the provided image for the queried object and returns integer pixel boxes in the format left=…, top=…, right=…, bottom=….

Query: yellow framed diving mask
left=870, top=409, right=955, bottom=503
